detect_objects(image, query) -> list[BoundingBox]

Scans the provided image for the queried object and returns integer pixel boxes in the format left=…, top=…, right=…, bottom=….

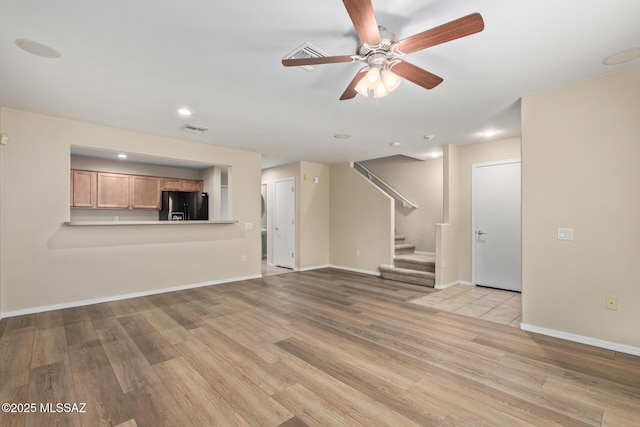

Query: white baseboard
left=0, top=274, right=262, bottom=319
left=520, top=323, right=640, bottom=357
left=297, top=264, right=330, bottom=272
left=434, top=280, right=473, bottom=290
left=328, top=264, right=381, bottom=277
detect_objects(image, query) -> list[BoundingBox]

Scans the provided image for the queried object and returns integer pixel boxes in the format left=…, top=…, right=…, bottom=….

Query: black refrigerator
left=159, top=191, right=209, bottom=221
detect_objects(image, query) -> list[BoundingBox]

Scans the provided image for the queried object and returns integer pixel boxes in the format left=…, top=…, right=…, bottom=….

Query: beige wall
left=329, top=163, right=394, bottom=274
left=71, top=155, right=204, bottom=179
left=437, top=145, right=460, bottom=286
left=521, top=66, right=640, bottom=348
left=0, top=107, right=3, bottom=315
left=361, top=156, right=443, bottom=253
left=0, top=108, right=262, bottom=315
left=261, top=161, right=330, bottom=270
left=299, top=161, right=330, bottom=269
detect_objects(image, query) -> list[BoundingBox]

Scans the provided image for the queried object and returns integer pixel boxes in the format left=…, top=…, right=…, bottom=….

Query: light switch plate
left=558, top=227, right=573, bottom=240
left=244, top=223, right=253, bottom=230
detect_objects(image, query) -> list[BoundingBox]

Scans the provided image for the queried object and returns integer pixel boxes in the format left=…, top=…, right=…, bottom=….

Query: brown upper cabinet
left=71, top=170, right=97, bottom=207
left=161, top=178, right=203, bottom=192
left=71, top=170, right=171, bottom=210
left=96, top=173, right=131, bottom=208
left=130, top=175, right=162, bottom=209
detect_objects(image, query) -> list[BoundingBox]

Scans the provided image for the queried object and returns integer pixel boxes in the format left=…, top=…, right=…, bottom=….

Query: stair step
left=395, top=243, right=415, bottom=255
left=394, top=235, right=406, bottom=242
left=379, top=265, right=435, bottom=287
left=394, top=254, right=435, bottom=273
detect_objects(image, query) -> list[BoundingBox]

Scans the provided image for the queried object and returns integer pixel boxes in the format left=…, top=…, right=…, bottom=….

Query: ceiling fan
left=282, top=0, right=484, bottom=100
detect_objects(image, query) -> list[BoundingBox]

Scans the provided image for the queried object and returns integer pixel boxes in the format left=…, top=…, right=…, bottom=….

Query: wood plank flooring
left=1, top=269, right=639, bottom=426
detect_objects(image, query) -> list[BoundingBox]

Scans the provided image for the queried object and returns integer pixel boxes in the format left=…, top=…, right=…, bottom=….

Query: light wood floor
left=1, top=269, right=639, bottom=426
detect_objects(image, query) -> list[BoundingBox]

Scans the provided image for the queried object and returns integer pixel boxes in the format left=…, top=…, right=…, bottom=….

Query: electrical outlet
left=244, top=223, right=253, bottom=230
left=557, top=227, right=573, bottom=240
left=605, top=296, right=618, bottom=310
left=242, top=254, right=247, bottom=262
left=356, top=250, right=360, bottom=257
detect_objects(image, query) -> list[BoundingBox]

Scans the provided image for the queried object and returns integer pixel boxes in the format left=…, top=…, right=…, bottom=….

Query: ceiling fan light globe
left=381, top=69, right=401, bottom=92
left=373, top=82, right=389, bottom=98
left=355, top=77, right=369, bottom=97
left=364, top=67, right=381, bottom=89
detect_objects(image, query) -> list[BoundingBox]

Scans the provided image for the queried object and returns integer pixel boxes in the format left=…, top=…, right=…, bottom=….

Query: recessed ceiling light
left=481, top=130, right=498, bottom=138
left=117, top=153, right=128, bottom=159
left=390, top=142, right=401, bottom=147
left=334, top=134, right=350, bottom=139
left=602, top=48, right=640, bottom=65
left=178, top=108, right=192, bottom=116
left=423, top=134, right=435, bottom=141
left=15, top=39, right=61, bottom=59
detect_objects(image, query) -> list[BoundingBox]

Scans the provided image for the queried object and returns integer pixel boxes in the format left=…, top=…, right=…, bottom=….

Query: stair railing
left=353, top=161, right=418, bottom=209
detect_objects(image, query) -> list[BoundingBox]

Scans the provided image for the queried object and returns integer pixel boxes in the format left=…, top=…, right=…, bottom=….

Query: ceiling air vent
left=181, top=123, right=209, bottom=134
left=283, top=42, right=326, bottom=71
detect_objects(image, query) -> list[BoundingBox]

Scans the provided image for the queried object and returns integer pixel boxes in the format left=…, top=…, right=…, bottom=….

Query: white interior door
left=274, top=178, right=295, bottom=269
left=473, top=160, right=521, bottom=291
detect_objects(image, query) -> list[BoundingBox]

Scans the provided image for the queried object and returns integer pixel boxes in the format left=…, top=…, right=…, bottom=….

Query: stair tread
left=394, top=254, right=435, bottom=265
left=394, top=243, right=416, bottom=249
left=379, top=265, right=435, bottom=278
left=394, top=235, right=406, bottom=240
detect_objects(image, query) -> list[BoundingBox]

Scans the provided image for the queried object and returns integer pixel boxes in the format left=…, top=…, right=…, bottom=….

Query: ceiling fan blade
left=340, top=68, right=367, bottom=100
left=390, top=60, right=443, bottom=90
left=395, top=13, right=484, bottom=55
left=343, top=0, right=381, bottom=45
left=282, top=55, right=360, bottom=67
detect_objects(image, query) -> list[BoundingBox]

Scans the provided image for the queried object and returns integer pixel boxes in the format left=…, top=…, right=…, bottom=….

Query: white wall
left=0, top=108, right=262, bottom=315
left=521, top=66, right=640, bottom=349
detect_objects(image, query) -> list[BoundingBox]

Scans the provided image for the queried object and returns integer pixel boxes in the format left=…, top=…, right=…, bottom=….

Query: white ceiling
left=1, top=0, right=639, bottom=168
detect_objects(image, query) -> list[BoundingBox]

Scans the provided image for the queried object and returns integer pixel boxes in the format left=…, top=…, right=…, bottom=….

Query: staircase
left=379, top=235, right=436, bottom=287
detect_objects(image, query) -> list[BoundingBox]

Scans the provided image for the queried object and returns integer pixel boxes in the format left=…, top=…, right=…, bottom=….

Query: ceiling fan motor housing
left=357, top=26, right=397, bottom=61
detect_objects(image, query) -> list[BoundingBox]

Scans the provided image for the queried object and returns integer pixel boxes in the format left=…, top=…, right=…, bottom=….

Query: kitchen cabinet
left=71, top=169, right=202, bottom=210
left=96, top=173, right=130, bottom=208
left=130, top=175, right=161, bottom=209
left=71, top=170, right=97, bottom=207
left=161, top=178, right=203, bottom=192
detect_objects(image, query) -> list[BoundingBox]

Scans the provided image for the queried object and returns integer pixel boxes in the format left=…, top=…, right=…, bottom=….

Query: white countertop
left=65, top=220, right=238, bottom=226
